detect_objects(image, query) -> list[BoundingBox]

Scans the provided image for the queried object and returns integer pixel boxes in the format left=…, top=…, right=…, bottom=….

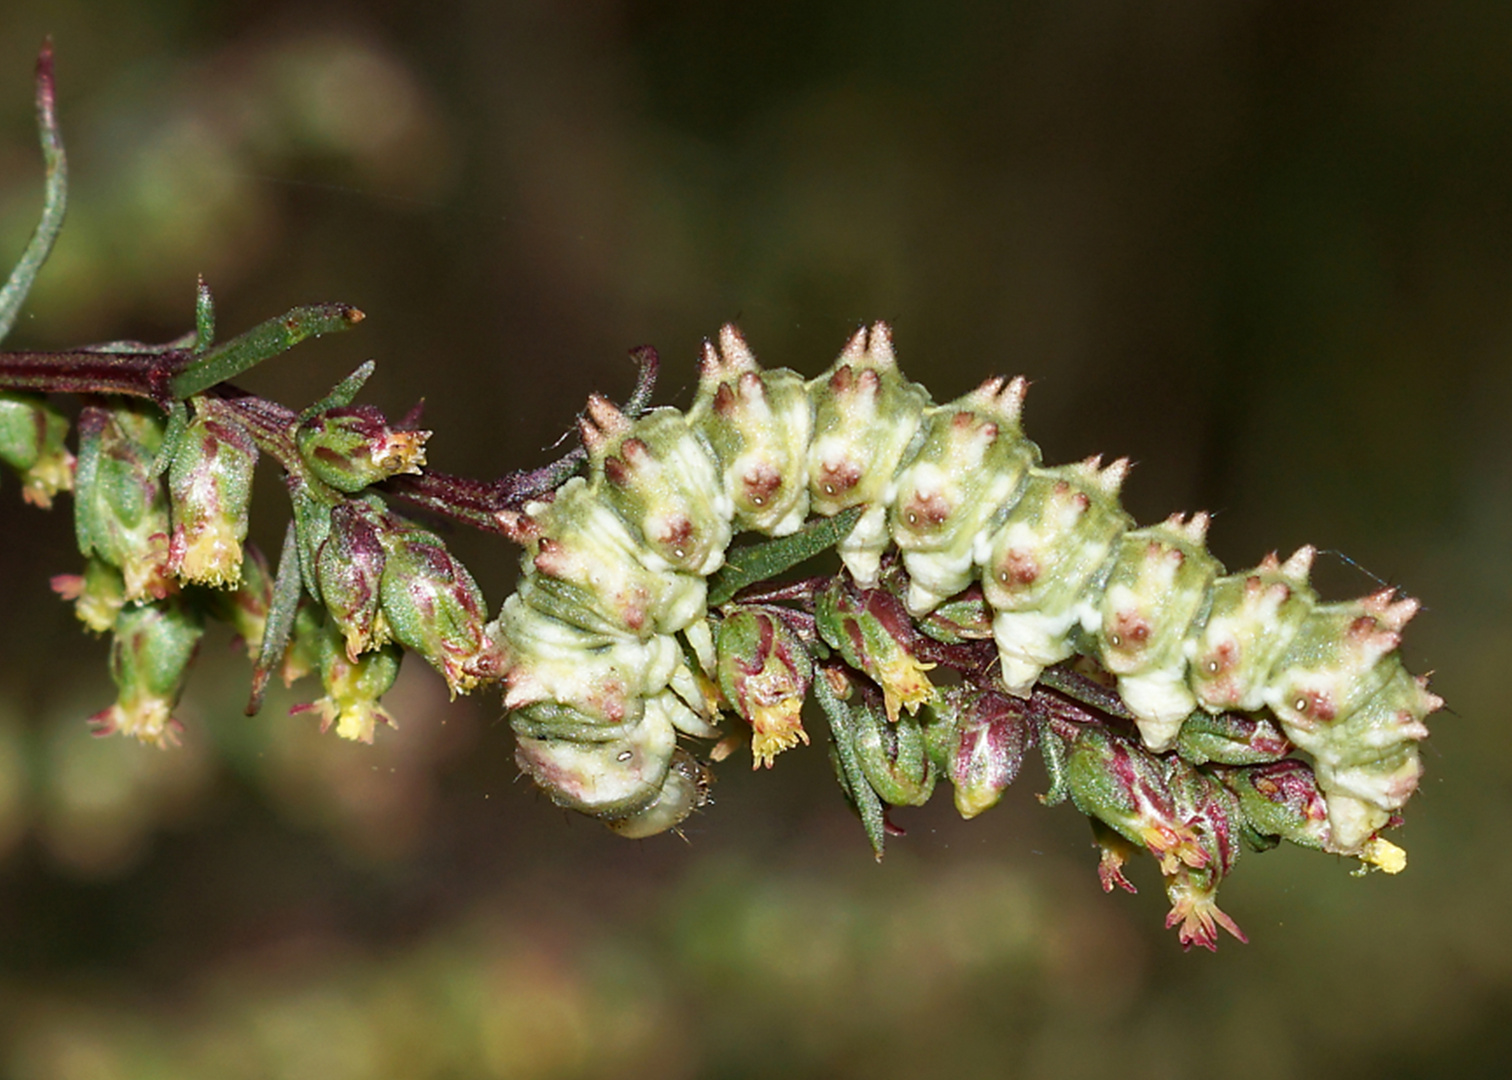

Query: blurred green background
left=0, top=2, right=1505, bottom=1077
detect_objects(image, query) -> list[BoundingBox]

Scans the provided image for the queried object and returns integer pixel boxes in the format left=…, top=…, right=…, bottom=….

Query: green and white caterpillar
left=493, top=323, right=1436, bottom=855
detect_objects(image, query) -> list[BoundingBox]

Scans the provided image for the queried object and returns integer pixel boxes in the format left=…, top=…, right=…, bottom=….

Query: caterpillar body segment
left=491, top=322, right=1435, bottom=857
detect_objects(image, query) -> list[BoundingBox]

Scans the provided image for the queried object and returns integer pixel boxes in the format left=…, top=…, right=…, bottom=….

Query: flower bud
left=850, top=700, right=936, bottom=807
left=74, top=404, right=175, bottom=602
left=293, top=618, right=402, bottom=743
left=816, top=576, right=936, bottom=723
left=315, top=498, right=391, bottom=661
left=686, top=325, right=813, bottom=536
left=889, top=377, right=1039, bottom=614
left=295, top=405, right=428, bottom=493
left=51, top=557, right=126, bottom=634
left=1217, top=759, right=1332, bottom=853
left=805, top=322, right=931, bottom=585
left=1064, top=724, right=1209, bottom=878
left=378, top=518, right=503, bottom=694
left=715, top=607, right=813, bottom=768
left=915, top=585, right=994, bottom=646
left=167, top=404, right=257, bottom=587
left=1067, top=724, right=1247, bottom=950
left=1174, top=710, right=1291, bottom=766
left=580, top=397, right=733, bottom=576
left=89, top=597, right=204, bottom=747
left=0, top=391, right=73, bottom=508
left=935, top=686, right=1035, bottom=819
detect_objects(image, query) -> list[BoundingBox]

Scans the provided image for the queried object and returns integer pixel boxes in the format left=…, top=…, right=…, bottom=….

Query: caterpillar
left=492, top=321, right=1436, bottom=861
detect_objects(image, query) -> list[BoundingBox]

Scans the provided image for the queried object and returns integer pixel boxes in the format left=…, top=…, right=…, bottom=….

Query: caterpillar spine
left=493, top=322, right=1437, bottom=855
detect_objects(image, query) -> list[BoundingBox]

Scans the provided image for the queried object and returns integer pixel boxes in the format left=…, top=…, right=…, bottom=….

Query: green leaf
left=168, top=303, right=365, bottom=400
left=248, top=521, right=304, bottom=716
left=813, top=668, right=888, bottom=860
left=0, top=42, right=68, bottom=345
left=298, top=361, right=377, bottom=423
left=706, top=505, right=863, bottom=608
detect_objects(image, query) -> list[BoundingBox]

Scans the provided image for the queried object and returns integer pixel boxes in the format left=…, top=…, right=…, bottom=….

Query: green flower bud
left=1259, top=589, right=1436, bottom=856
left=805, top=322, right=931, bottom=585
left=1174, top=710, right=1291, bottom=766
left=889, top=377, right=1039, bottom=614
left=580, top=396, right=733, bottom=576
left=1095, top=513, right=1222, bottom=750
left=378, top=518, right=503, bottom=695
left=1064, top=725, right=1209, bottom=879
left=850, top=699, right=936, bottom=807
left=816, top=576, right=936, bottom=723
left=0, top=390, right=73, bottom=508
left=293, top=618, right=401, bottom=743
left=715, top=607, right=813, bottom=768
left=1218, top=759, right=1332, bottom=853
left=977, top=457, right=1131, bottom=693
left=89, top=597, right=204, bottom=747
left=295, top=404, right=428, bottom=493
left=685, top=325, right=813, bottom=536
left=1067, top=724, right=1246, bottom=950
left=50, top=557, right=126, bottom=634
left=167, top=404, right=257, bottom=587
left=315, top=498, right=391, bottom=661
left=915, top=585, right=995, bottom=646
left=74, top=404, right=175, bottom=602
left=935, top=686, right=1035, bottom=819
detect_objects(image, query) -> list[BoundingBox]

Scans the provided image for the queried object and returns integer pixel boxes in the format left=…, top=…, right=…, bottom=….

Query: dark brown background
left=0, top=3, right=1502, bottom=1077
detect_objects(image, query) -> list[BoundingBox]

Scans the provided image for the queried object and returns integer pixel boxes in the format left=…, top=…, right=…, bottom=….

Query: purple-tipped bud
left=293, top=620, right=402, bottom=743
left=89, top=597, right=205, bottom=747
left=74, top=404, right=176, bottom=602
left=915, top=585, right=995, bottom=646
left=377, top=518, right=503, bottom=695
left=1065, top=724, right=1247, bottom=950
left=816, top=576, right=936, bottom=723
left=167, top=406, right=258, bottom=587
left=1064, top=725, right=1208, bottom=877
left=937, top=687, right=1035, bottom=818
left=1174, top=710, right=1291, bottom=766
left=1218, top=759, right=1332, bottom=852
left=715, top=607, right=813, bottom=768
left=316, top=498, right=391, bottom=661
left=51, top=557, right=126, bottom=634
left=0, top=391, right=73, bottom=508
left=296, top=404, right=428, bottom=493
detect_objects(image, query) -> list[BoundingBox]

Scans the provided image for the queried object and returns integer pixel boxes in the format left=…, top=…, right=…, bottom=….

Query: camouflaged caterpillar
left=491, top=323, right=1437, bottom=851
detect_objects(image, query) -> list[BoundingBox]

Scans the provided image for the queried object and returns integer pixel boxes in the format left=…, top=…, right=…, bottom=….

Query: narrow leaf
left=0, top=41, right=68, bottom=345
left=707, top=506, right=864, bottom=608
left=169, top=303, right=365, bottom=400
